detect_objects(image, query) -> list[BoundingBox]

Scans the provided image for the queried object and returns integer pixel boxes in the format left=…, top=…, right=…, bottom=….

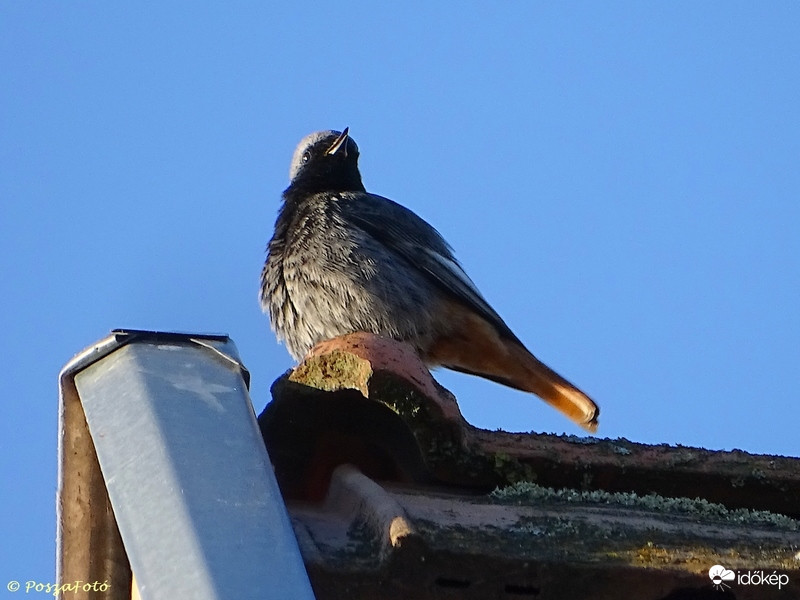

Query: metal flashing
left=58, top=331, right=313, bottom=600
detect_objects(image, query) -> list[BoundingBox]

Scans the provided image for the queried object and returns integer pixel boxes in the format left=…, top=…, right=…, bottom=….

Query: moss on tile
left=289, top=350, right=372, bottom=393
left=490, top=481, right=800, bottom=531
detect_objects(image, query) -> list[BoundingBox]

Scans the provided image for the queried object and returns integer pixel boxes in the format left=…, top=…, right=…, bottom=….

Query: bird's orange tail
left=426, top=303, right=599, bottom=432
left=500, top=342, right=599, bottom=432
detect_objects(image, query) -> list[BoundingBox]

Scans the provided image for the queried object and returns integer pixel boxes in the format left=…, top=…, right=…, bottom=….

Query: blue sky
left=2, top=2, right=799, bottom=586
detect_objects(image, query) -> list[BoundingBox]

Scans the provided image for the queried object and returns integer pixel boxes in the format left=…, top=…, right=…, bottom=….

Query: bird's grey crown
left=289, top=130, right=359, bottom=182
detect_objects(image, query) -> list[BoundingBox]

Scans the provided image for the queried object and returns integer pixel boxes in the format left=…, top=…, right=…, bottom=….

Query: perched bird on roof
left=261, top=128, right=599, bottom=432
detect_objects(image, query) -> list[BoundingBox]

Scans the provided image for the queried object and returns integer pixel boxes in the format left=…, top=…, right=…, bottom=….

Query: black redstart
left=261, top=128, right=599, bottom=432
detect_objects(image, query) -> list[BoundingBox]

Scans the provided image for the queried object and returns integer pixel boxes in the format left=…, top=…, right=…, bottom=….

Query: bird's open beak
left=325, top=127, right=350, bottom=157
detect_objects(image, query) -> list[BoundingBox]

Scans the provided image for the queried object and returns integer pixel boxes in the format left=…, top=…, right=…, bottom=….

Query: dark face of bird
left=287, top=128, right=365, bottom=194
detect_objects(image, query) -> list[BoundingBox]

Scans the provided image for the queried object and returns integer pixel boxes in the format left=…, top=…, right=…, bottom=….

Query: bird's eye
left=302, top=151, right=311, bottom=164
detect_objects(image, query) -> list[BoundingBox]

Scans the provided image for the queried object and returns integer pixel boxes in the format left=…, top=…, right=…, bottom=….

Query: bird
left=261, top=128, right=599, bottom=432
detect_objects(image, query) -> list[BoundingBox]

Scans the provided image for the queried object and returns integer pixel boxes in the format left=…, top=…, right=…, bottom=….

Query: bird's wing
left=340, top=192, right=521, bottom=344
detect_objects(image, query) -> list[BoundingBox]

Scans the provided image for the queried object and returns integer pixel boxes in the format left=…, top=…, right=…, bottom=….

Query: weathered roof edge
left=262, top=332, right=800, bottom=520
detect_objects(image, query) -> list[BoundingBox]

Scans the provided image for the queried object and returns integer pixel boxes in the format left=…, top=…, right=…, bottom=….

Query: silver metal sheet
left=69, top=332, right=314, bottom=600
